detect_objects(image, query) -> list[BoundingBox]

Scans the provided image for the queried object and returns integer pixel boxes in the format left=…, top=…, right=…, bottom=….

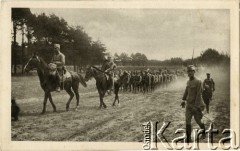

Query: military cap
left=187, top=65, right=195, bottom=71
left=54, top=44, right=60, bottom=50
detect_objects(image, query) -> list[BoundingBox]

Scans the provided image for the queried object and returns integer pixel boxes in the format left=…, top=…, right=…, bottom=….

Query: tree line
left=12, top=8, right=107, bottom=74
left=114, top=48, right=230, bottom=67
left=12, top=8, right=230, bottom=75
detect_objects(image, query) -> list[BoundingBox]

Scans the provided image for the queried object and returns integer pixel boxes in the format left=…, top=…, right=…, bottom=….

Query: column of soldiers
left=119, top=68, right=180, bottom=93
left=101, top=58, right=215, bottom=143
left=24, top=43, right=215, bottom=144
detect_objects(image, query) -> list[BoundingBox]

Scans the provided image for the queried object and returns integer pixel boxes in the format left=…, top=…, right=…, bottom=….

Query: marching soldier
left=202, top=73, right=215, bottom=113
left=51, top=44, right=65, bottom=92
left=180, top=65, right=206, bottom=143
left=101, top=55, right=117, bottom=90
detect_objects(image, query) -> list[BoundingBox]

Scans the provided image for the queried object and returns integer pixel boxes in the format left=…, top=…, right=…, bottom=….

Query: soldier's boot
left=63, top=66, right=67, bottom=74
left=186, top=124, right=192, bottom=144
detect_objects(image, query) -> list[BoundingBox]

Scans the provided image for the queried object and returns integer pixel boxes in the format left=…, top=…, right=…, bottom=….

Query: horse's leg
left=102, top=91, right=107, bottom=108
left=206, top=99, right=210, bottom=113
left=112, top=88, right=116, bottom=106
left=72, top=82, right=80, bottom=111
left=41, top=92, right=49, bottom=114
left=116, top=86, right=120, bottom=106
left=112, top=84, right=119, bottom=106
left=99, top=95, right=103, bottom=109
left=97, top=89, right=102, bottom=109
left=65, top=87, right=74, bottom=111
left=112, top=95, right=116, bottom=106
left=48, top=93, right=56, bottom=112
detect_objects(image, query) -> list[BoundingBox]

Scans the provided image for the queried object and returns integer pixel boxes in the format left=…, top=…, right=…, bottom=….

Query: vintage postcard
left=0, top=0, right=239, bottom=150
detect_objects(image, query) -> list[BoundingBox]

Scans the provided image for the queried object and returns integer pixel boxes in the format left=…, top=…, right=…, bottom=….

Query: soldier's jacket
left=51, top=52, right=65, bottom=69
left=203, top=78, right=215, bottom=92
left=101, top=60, right=117, bottom=73
left=183, top=77, right=205, bottom=111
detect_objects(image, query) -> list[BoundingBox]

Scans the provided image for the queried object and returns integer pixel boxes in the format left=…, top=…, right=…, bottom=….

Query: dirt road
left=11, top=68, right=230, bottom=142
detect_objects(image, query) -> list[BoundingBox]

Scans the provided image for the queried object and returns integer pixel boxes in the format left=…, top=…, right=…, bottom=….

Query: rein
left=91, top=66, right=104, bottom=73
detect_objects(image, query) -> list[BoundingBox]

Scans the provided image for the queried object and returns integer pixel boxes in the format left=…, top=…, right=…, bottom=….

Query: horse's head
left=24, top=55, right=41, bottom=73
left=84, top=66, right=94, bottom=81
left=120, top=71, right=130, bottom=83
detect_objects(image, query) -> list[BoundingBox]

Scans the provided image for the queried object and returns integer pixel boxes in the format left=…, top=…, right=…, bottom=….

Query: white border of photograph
left=0, top=0, right=239, bottom=150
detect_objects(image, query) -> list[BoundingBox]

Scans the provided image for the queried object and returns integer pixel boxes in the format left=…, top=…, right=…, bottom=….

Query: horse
left=142, top=73, right=150, bottom=93
left=84, top=66, right=129, bottom=108
left=24, top=54, right=87, bottom=114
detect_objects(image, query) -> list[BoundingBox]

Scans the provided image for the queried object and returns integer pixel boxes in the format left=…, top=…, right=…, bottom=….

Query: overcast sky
left=30, top=8, right=230, bottom=60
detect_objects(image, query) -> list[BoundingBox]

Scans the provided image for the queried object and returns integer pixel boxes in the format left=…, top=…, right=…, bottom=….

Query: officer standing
left=202, top=73, right=215, bottom=113
left=181, top=65, right=206, bottom=143
left=51, top=44, right=65, bottom=92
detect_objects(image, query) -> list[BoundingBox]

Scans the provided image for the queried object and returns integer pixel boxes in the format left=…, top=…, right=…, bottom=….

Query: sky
left=29, top=8, right=230, bottom=60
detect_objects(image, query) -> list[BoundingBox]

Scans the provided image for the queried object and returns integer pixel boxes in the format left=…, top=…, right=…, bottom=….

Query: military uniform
left=51, top=44, right=65, bottom=91
left=51, top=52, right=65, bottom=69
left=101, top=60, right=116, bottom=74
left=101, top=58, right=117, bottom=90
left=182, top=66, right=205, bottom=143
left=202, top=74, right=215, bottom=113
left=203, top=77, right=215, bottom=99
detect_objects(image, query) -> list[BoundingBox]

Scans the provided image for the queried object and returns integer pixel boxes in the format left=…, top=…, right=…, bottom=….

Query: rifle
left=191, top=48, right=194, bottom=65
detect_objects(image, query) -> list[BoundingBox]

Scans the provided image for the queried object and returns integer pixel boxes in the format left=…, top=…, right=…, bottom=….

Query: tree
left=90, top=40, right=107, bottom=65
left=66, top=26, right=92, bottom=68
left=199, top=48, right=219, bottom=65
left=11, top=10, right=108, bottom=74
left=31, top=13, right=69, bottom=44
left=12, top=8, right=32, bottom=74
left=131, top=53, right=148, bottom=66
left=119, top=53, right=131, bottom=66
left=198, top=48, right=230, bottom=66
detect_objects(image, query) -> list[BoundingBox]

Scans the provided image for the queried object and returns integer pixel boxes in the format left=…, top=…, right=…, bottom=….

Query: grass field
left=11, top=66, right=230, bottom=143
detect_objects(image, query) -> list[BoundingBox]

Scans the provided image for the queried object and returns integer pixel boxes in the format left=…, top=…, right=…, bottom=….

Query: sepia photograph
left=0, top=0, right=239, bottom=150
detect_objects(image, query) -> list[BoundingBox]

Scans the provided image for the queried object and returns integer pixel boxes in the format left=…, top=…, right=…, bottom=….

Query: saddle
left=104, top=73, right=119, bottom=83
left=59, top=70, right=71, bottom=82
left=48, top=63, right=71, bottom=82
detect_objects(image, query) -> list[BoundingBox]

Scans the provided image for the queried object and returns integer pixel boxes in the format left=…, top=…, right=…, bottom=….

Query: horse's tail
left=78, top=73, right=87, bottom=88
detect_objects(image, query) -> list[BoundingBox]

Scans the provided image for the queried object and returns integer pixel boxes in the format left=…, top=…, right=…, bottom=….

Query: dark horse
left=84, top=66, right=129, bottom=108
left=24, top=54, right=87, bottom=114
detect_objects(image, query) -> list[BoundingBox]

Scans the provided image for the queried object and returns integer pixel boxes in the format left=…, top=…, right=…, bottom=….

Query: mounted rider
left=50, top=44, right=65, bottom=92
left=101, top=55, right=117, bottom=90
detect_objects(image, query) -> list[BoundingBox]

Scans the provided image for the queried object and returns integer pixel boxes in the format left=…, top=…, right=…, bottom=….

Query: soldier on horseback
left=50, top=44, right=65, bottom=92
left=101, top=55, right=117, bottom=90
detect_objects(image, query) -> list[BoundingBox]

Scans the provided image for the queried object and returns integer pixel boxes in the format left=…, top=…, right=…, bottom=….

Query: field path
left=12, top=70, right=230, bottom=142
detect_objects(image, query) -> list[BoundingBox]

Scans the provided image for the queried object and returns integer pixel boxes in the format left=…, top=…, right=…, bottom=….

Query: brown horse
left=24, top=54, right=87, bottom=114
left=84, top=66, right=128, bottom=108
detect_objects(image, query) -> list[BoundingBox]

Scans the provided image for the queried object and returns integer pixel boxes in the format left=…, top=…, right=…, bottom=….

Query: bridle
left=24, top=56, right=41, bottom=71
